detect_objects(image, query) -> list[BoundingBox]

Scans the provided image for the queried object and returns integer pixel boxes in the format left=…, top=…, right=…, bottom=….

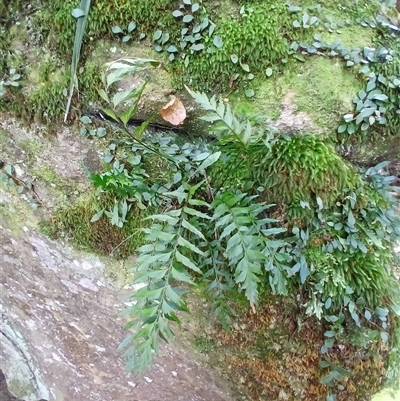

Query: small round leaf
left=343, top=113, right=354, bottom=122
left=245, top=88, right=255, bottom=98
left=241, top=63, right=250, bottom=72
left=347, top=123, right=356, bottom=134
left=183, top=14, right=194, bottom=23
left=161, top=33, right=170, bottom=45
left=112, top=25, right=123, bottom=34
left=80, top=115, right=91, bottom=124
left=153, top=30, right=162, bottom=41
left=128, top=21, right=136, bottom=32
left=172, top=10, right=184, bottom=17
left=72, top=8, right=85, bottom=18
left=213, top=35, right=223, bottom=48
left=230, top=54, right=238, bottom=64
left=97, top=127, right=107, bottom=138
left=167, top=45, right=178, bottom=53
left=190, top=43, right=205, bottom=51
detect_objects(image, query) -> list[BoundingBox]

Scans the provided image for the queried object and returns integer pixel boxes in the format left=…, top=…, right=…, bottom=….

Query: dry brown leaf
left=159, top=96, right=186, bottom=126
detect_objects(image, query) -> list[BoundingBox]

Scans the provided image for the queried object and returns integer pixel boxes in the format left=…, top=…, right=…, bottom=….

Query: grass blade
left=64, top=0, right=91, bottom=122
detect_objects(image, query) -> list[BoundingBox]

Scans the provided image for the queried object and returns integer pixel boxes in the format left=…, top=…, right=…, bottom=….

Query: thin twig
left=109, top=230, right=140, bottom=256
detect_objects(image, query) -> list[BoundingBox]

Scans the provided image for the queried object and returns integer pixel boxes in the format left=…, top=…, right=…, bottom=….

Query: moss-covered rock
left=230, top=56, right=363, bottom=135
left=1, top=2, right=400, bottom=400
left=47, top=193, right=151, bottom=258
left=197, top=296, right=392, bottom=401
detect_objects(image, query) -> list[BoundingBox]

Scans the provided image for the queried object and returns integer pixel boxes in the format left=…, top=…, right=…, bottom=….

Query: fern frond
left=121, top=186, right=213, bottom=374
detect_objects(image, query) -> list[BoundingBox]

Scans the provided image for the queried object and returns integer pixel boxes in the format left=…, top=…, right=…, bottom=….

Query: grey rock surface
left=0, top=224, right=233, bottom=401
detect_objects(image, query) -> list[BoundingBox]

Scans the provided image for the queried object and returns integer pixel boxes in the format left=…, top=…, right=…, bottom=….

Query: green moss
left=172, top=0, right=292, bottom=91
left=248, top=135, right=361, bottom=215
left=8, top=20, right=28, bottom=44
left=320, top=25, right=375, bottom=49
left=45, top=192, right=154, bottom=257
left=37, top=57, right=58, bottom=82
left=287, top=58, right=362, bottom=131
left=8, top=378, right=37, bottom=400
left=229, top=70, right=288, bottom=120
left=231, top=56, right=362, bottom=134
left=25, top=73, right=69, bottom=124
left=207, top=0, right=241, bottom=22
left=79, top=60, right=104, bottom=105
left=0, top=182, right=38, bottom=236
left=17, top=51, right=100, bottom=124
left=291, top=0, right=380, bottom=21
left=194, top=336, right=217, bottom=354
left=372, top=388, right=400, bottom=401
left=41, top=0, right=176, bottom=55
left=32, top=164, right=62, bottom=184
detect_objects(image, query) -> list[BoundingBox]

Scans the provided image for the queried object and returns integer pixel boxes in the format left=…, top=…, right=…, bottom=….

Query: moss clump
left=224, top=134, right=361, bottom=223
left=43, top=193, right=153, bottom=257
left=8, top=54, right=103, bottom=124
left=79, top=60, right=104, bottom=106
left=320, top=25, right=374, bottom=49
left=303, top=242, right=394, bottom=307
left=260, top=135, right=358, bottom=197
left=18, top=138, right=44, bottom=164
left=172, top=0, right=292, bottom=91
left=40, top=0, right=176, bottom=56
left=25, top=81, right=67, bottom=124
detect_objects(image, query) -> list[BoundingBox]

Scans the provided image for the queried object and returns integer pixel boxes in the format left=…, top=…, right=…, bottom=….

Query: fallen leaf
left=159, top=96, right=186, bottom=125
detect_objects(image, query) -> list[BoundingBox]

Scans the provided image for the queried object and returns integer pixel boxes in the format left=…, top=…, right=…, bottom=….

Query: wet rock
left=0, top=369, right=33, bottom=401
left=0, top=222, right=233, bottom=401
left=339, top=136, right=400, bottom=184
